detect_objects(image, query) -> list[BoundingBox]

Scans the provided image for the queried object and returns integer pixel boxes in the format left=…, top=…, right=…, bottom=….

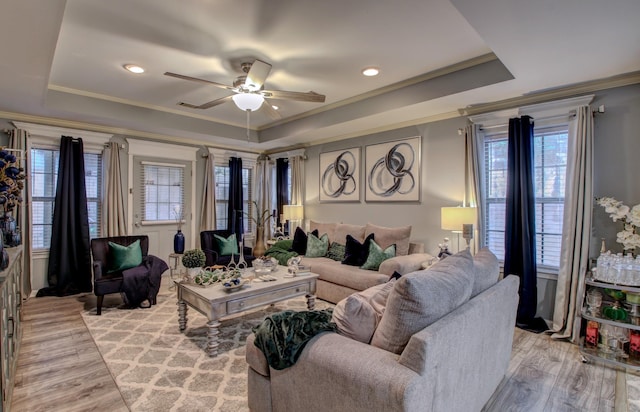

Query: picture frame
left=365, top=136, right=421, bottom=202
left=319, top=147, right=361, bottom=202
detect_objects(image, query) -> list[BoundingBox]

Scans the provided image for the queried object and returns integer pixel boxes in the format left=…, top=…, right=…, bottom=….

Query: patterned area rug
left=81, top=280, right=331, bottom=412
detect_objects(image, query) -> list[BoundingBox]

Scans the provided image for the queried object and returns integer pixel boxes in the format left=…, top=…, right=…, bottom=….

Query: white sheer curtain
left=254, top=157, right=275, bottom=240
left=199, top=150, right=216, bottom=242
left=465, top=124, right=485, bottom=248
left=104, top=142, right=127, bottom=236
left=9, top=128, right=32, bottom=297
left=551, top=105, right=593, bottom=342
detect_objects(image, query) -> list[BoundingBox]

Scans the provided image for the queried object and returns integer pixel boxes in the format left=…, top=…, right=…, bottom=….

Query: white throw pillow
left=331, top=280, right=395, bottom=343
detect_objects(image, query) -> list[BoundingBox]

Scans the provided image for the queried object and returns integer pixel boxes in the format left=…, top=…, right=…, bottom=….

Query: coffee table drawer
left=227, top=283, right=311, bottom=313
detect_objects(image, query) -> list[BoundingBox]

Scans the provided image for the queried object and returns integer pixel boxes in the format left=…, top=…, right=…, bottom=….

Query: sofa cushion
left=342, top=233, right=375, bottom=266
left=291, top=227, right=319, bottom=255
left=472, top=247, right=500, bottom=297
left=364, top=223, right=411, bottom=256
left=108, top=239, right=143, bottom=272
left=371, top=249, right=474, bottom=354
left=301, top=257, right=388, bottom=291
left=306, top=233, right=329, bottom=257
left=332, top=280, right=395, bottom=343
left=333, top=223, right=366, bottom=245
left=361, top=240, right=396, bottom=271
left=309, top=221, right=337, bottom=244
left=326, top=242, right=346, bottom=261
left=214, top=233, right=239, bottom=256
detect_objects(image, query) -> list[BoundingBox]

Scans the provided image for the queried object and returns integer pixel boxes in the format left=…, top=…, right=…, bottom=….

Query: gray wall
left=302, top=83, right=640, bottom=321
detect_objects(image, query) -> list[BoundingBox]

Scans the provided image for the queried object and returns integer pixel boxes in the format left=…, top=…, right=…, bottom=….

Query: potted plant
left=182, top=248, right=206, bottom=279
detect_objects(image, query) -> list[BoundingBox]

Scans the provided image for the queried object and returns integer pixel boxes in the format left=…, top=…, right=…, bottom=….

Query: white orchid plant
left=596, top=197, right=640, bottom=251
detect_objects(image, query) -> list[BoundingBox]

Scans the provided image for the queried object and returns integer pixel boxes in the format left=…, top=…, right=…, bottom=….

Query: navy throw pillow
left=342, top=233, right=374, bottom=266
left=291, top=227, right=319, bottom=255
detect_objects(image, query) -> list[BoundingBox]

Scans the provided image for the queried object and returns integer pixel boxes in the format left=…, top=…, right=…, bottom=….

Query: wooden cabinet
left=0, top=246, right=23, bottom=412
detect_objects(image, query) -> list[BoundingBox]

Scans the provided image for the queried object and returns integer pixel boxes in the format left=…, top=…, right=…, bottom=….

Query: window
left=215, top=165, right=253, bottom=231
left=31, top=148, right=102, bottom=249
left=483, top=127, right=568, bottom=269
left=141, top=163, right=184, bottom=223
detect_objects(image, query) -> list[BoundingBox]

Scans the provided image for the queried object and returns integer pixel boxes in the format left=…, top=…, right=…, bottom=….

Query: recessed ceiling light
left=123, top=64, right=145, bottom=74
left=272, top=105, right=279, bottom=110
left=362, top=67, right=380, bottom=77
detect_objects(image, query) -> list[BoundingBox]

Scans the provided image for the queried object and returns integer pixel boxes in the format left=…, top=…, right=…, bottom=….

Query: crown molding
left=459, top=70, right=640, bottom=117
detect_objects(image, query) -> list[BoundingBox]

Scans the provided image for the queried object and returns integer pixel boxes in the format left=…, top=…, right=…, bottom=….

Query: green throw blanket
left=265, top=239, right=298, bottom=265
left=252, top=309, right=336, bottom=370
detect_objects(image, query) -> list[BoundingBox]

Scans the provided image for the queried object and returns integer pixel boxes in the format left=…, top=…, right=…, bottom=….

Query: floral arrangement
left=182, top=248, right=206, bottom=268
left=0, top=149, right=25, bottom=212
left=596, top=197, right=640, bottom=251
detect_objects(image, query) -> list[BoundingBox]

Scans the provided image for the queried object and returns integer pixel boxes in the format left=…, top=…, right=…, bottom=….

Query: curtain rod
left=477, top=111, right=582, bottom=131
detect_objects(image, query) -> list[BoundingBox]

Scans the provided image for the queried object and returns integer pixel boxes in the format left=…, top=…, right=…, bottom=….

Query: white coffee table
left=176, top=266, right=318, bottom=357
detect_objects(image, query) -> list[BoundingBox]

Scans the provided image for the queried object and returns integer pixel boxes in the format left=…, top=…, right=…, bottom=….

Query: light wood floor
left=10, top=291, right=633, bottom=412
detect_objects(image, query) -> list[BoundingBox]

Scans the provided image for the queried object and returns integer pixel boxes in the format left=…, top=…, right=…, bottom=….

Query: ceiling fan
left=164, top=59, right=326, bottom=119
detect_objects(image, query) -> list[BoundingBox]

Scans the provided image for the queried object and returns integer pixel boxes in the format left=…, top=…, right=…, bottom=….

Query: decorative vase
left=187, top=267, right=201, bottom=280
left=253, top=225, right=266, bottom=257
left=174, top=230, right=185, bottom=254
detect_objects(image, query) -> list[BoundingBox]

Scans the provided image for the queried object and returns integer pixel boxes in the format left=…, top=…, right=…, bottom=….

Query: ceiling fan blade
left=261, top=89, right=326, bottom=103
left=177, top=95, right=233, bottom=110
left=164, top=72, right=233, bottom=90
left=262, top=99, right=282, bottom=120
left=244, top=60, right=272, bottom=90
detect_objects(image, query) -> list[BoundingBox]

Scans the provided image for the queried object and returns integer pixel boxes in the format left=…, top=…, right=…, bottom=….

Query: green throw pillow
left=108, top=239, right=143, bottom=272
left=361, top=240, right=396, bottom=271
left=327, top=242, right=346, bottom=261
left=306, top=233, right=329, bottom=257
left=214, top=233, right=239, bottom=256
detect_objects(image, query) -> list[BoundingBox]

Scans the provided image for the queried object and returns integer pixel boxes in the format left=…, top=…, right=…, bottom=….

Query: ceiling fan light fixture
left=362, top=66, right=380, bottom=77
left=123, top=64, right=145, bottom=74
left=232, top=93, right=264, bottom=111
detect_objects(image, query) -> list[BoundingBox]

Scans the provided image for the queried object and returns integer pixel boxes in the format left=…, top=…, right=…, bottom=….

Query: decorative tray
left=223, top=279, right=248, bottom=291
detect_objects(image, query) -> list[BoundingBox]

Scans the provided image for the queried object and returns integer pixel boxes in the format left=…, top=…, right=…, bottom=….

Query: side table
left=168, top=253, right=186, bottom=288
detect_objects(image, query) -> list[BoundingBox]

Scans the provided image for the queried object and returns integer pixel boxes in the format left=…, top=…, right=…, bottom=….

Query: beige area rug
left=81, top=279, right=331, bottom=412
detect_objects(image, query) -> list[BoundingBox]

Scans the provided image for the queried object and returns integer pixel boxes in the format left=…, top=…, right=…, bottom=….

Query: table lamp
left=283, top=204, right=304, bottom=234
left=441, top=206, right=476, bottom=252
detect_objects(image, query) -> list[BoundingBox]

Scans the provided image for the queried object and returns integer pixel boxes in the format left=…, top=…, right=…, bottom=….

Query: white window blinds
left=141, top=162, right=184, bottom=223
left=483, top=126, right=568, bottom=270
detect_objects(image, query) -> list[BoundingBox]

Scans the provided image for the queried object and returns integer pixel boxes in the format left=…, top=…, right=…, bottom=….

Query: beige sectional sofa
left=300, top=221, right=434, bottom=303
left=246, top=248, right=519, bottom=412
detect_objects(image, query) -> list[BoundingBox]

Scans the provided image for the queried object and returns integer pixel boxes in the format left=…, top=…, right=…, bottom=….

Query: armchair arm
left=266, top=333, right=429, bottom=412
left=242, top=246, right=253, bottom=255
left=202, top=249, right=220, bottom=267
left=92, top=260, right=104, bottom=280
left=378, top=253, right=435, bottom=276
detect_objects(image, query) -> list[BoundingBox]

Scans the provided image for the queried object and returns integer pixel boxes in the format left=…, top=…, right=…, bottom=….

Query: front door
left=131, top=156, right=193, bottom=259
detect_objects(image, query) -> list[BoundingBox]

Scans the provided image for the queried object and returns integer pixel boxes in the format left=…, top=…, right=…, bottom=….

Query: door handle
left=134, top=221, right=141, bottom=227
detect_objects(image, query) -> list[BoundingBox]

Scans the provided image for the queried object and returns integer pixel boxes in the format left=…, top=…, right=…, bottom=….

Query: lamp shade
left=283, top=204, right=304, bottom=221
left=441, top=207, right=476, bottom=232
left=232, top=93, right=264, bottom=111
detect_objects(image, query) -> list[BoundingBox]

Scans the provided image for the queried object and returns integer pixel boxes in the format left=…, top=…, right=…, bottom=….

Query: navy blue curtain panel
left=276, top=158, right=289, bottom=232
left=38, top=136, right=92, bottom=297
left=504, top=116, right=546, bottom=332
left=228, top=157, right=244, bottom=236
